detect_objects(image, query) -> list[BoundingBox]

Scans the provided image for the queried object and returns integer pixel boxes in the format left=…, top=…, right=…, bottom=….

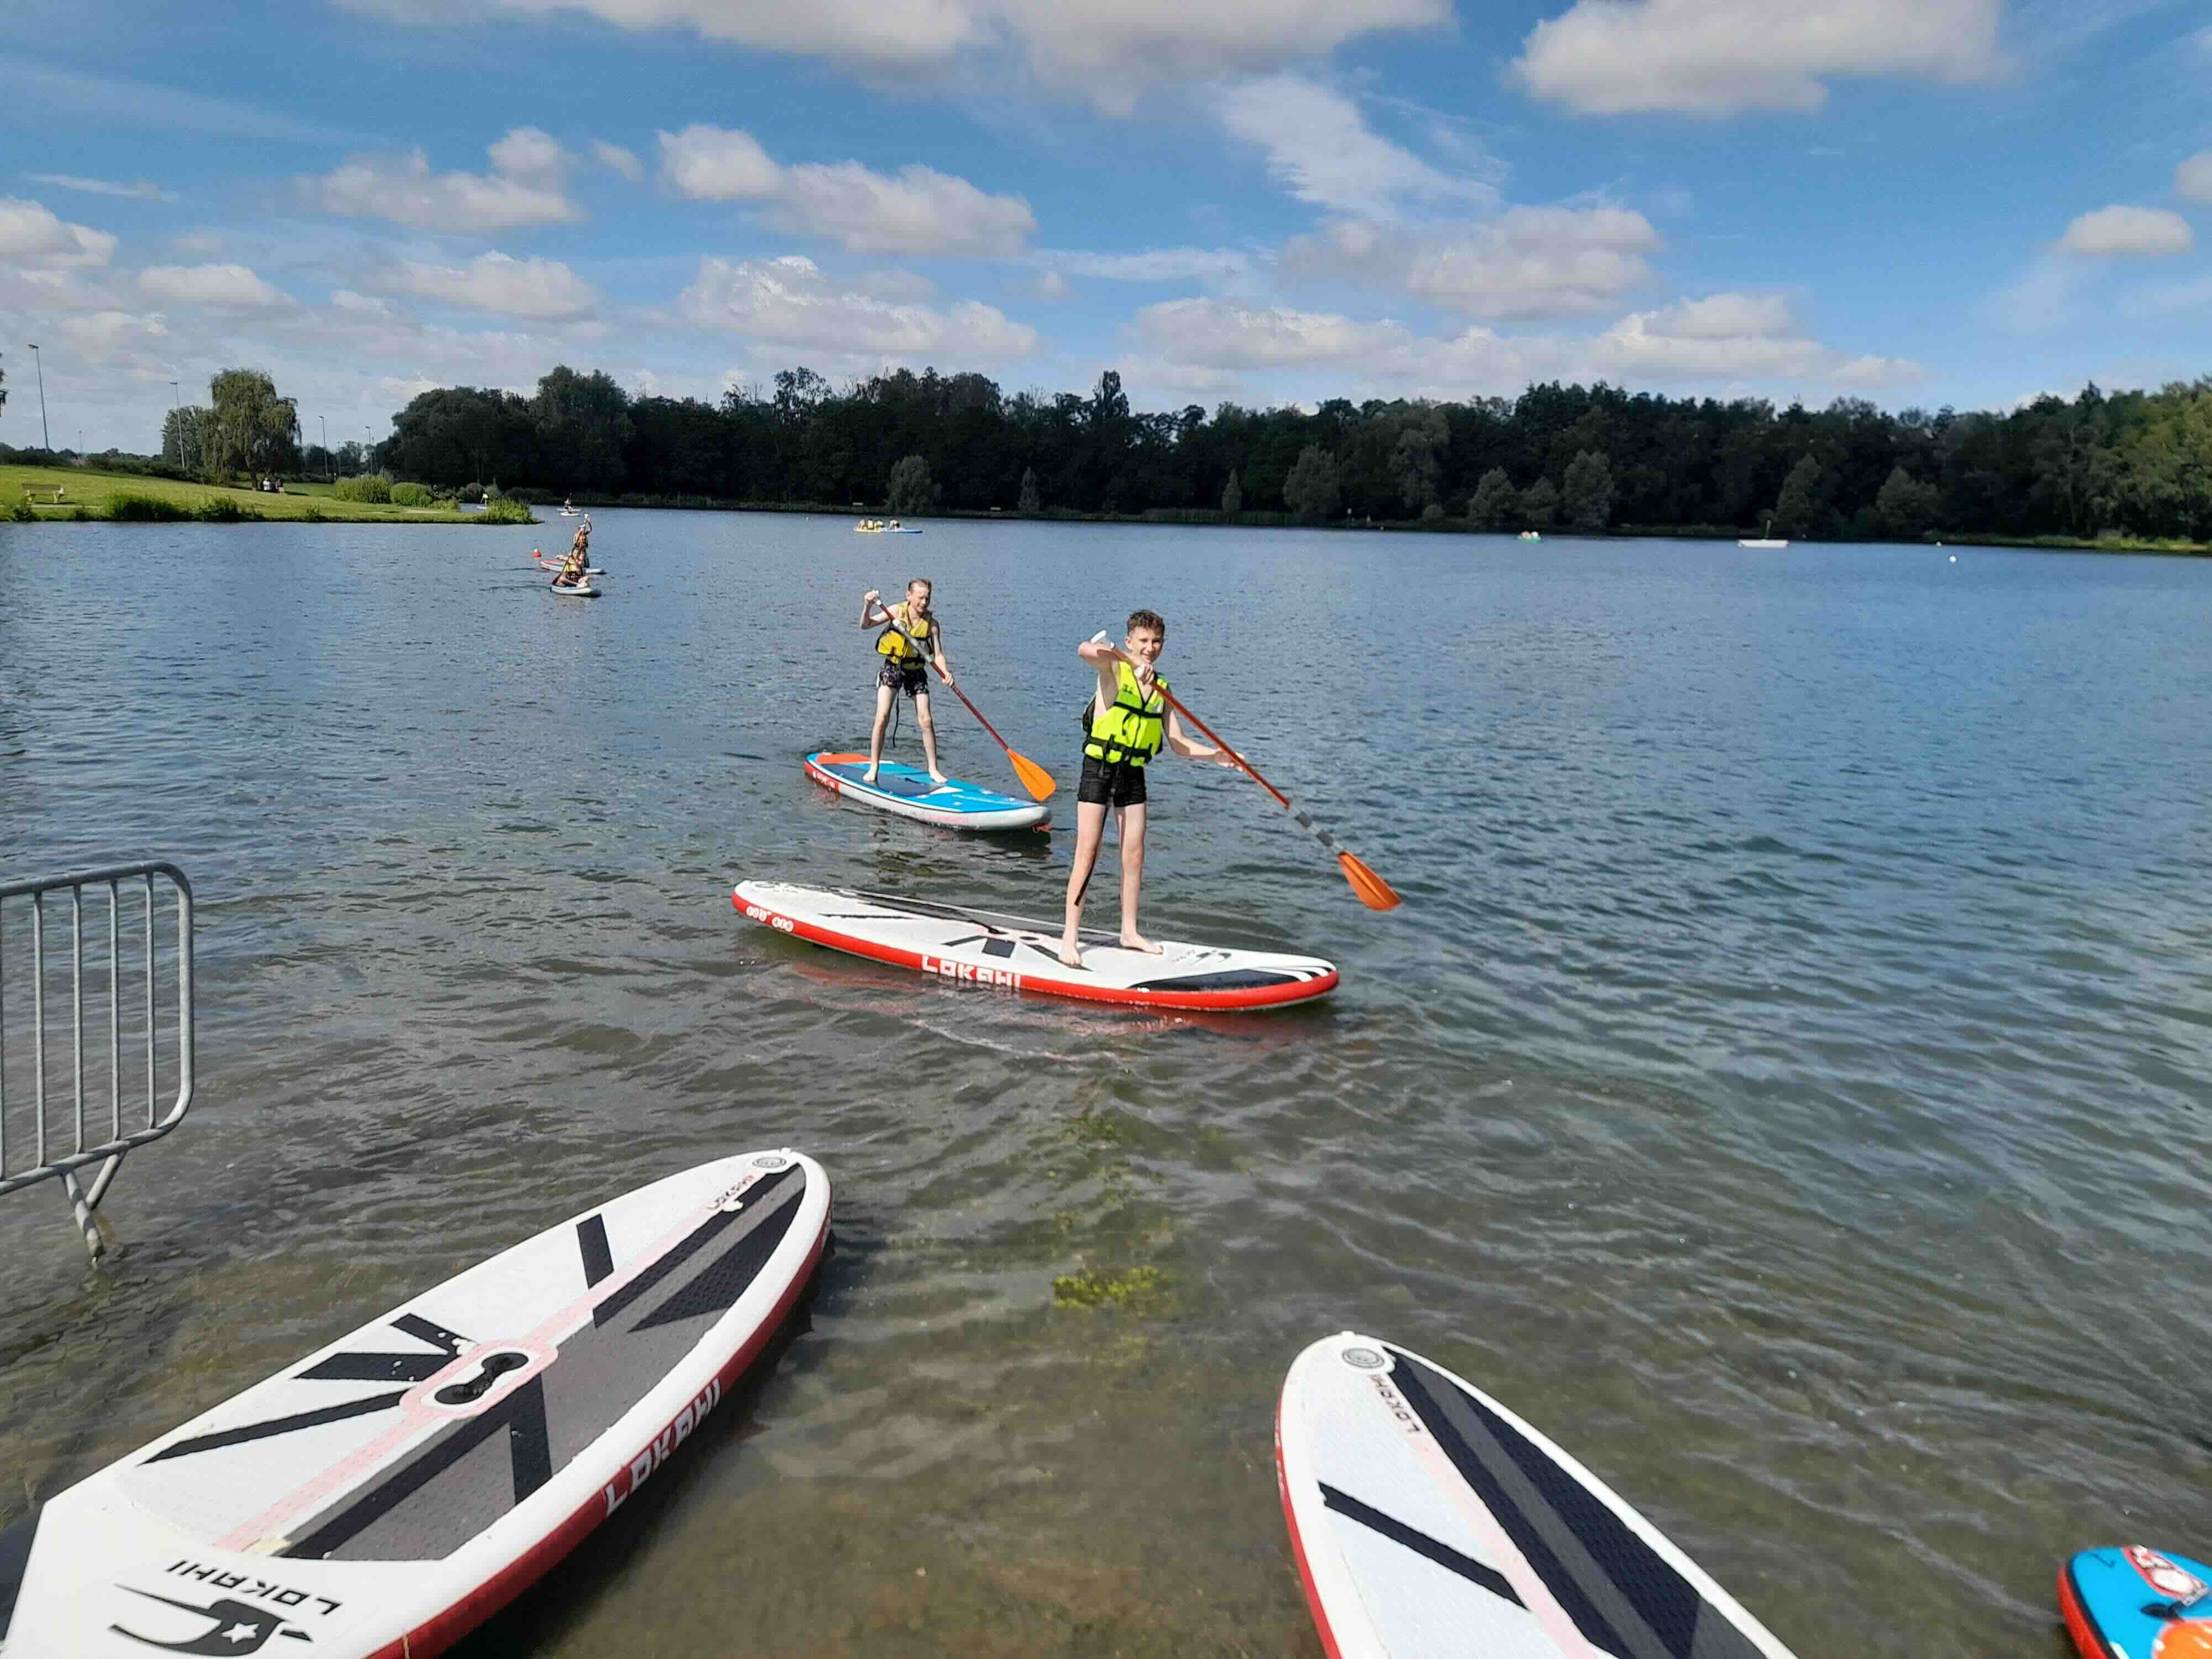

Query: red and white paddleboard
left=733, top=880, right=1338, bottom=1012
left=1277, top=1332, right=1798, bottom=1659
left=0, top=1151, right=830, bottom=1659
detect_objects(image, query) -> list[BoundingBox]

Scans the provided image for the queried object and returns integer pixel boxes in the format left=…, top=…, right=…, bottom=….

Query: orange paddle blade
left=1006, top=748, right=1057, bottom=801
left=1339, top=851, right=1401, bottom=911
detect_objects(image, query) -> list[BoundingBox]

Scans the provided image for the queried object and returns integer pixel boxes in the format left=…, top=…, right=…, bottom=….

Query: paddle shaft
left=870, top=604, right=1008, bottom=747
left=1105, top=650, right=1344, bottom=852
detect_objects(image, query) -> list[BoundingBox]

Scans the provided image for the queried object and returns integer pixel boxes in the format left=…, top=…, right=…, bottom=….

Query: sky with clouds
left=1, top=0, right=2208, bottom=452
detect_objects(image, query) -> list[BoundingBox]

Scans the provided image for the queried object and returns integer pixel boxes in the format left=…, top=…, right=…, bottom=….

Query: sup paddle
left=1092, top=638, right=1400, bottom=911
left=869, top=598, right=1057, bottom=801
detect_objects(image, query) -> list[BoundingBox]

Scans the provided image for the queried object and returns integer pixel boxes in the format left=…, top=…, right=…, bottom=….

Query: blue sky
left=2, top=0, right=2208, bottom=452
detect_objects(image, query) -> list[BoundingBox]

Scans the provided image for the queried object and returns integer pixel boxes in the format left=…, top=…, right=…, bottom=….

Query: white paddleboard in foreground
left=0, top=1150, right=830, bottom=1659
left=1277, top=1332, right=1799, bottom=1659
left=733, top=880, right=1337, bottom=1012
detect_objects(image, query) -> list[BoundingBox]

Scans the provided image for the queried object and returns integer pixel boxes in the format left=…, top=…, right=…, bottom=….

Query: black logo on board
left=111, top=1588, right=311, bottom=1652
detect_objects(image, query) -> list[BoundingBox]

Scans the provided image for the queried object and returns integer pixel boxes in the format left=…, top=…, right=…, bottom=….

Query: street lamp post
left=27, top=343, right=50, bottom=450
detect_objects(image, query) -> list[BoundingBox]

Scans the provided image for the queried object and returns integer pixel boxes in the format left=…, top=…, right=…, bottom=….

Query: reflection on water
left=2, top=514, right=2210, bottom=1656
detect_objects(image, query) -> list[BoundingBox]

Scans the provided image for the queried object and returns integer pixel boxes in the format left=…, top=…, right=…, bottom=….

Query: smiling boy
left=1059, top=609, right=1236, bottom=967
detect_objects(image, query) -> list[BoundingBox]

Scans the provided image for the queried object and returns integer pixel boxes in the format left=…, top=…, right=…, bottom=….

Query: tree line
left=91, top=361, right=2212, bottom=542
left=366, top=366, right=2210, bottom=542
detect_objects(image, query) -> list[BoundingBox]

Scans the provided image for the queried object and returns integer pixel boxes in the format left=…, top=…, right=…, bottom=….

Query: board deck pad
left=1276, top=1332, right=1799, bottom=1659
left=734, top=879, right=1338, bottom=1012
left=0, top=1150, right=830, bottom=1658
left=805, top=751, right=1048, bottom=831
left=2060, top=1546, right=2212, bottom=1659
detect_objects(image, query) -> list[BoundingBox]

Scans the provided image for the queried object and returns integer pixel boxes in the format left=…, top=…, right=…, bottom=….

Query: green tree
left=1018, top=466, right=1041, bottom=513
left=1282, top=444, right=1341, bottom=522
left=1520, top=476, right=1559, bottom=528
left=1771, top=453, right=1826, bottom=538
left=530, top=366, right=632, bottom=493
left=1467, top=467, right=1516, bottom=529
left=1220, top=467, right=1241, bottom=517
left=1390, top=404, right=1448, bottom=513
left=1875, top=465, right=1940, bottom=539
left=886, top=453, right=934, bottom=514
left=161, top=405, right=209, bottom=471
left=205, top=369, right=299, bottom=477
left=1562, top=448, right=1615, bottom=531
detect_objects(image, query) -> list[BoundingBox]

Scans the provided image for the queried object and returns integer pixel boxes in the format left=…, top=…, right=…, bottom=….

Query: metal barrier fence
left=0, top=862, right=194, bottom=1261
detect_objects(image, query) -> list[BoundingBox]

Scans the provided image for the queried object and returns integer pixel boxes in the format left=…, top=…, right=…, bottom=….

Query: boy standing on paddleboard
left=1060, top=610, right=1235, bottom=967
left=860, top=578, right=956, bottom=784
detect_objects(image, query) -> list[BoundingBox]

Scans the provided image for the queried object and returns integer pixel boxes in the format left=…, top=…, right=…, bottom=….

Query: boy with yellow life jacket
left=1059, top=608, right=1236, bottom=967
left=860, top=578, right=956, bottom=784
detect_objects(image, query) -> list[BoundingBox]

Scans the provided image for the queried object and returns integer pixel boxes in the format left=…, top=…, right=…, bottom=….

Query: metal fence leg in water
left=0, top=863, right=195, bottom=1263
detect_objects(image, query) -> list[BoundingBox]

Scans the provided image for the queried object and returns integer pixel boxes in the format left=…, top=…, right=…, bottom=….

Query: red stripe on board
left=359, top=1206, right=830, bottom=1659
left=1276, top=1401, right=1348, bottom=1659
left=2056, top=1562, right=2122, bottom=1659
left=734, top=891, right=1338, bottom=1012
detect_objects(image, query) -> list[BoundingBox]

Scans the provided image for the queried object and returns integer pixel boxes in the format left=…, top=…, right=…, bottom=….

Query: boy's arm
left=931, top=622, right=954, bottom=684
left=1077, top=633, right=1119, bottom=710
left=860, top=589, right=888, bottom=627
left=1164, top=709, right=1237, bottom=764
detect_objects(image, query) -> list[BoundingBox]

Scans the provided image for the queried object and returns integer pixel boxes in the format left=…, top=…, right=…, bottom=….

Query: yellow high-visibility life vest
left=877, top=603, right=932, bottom=662
left=1083, top=660, right=1167, bottom=767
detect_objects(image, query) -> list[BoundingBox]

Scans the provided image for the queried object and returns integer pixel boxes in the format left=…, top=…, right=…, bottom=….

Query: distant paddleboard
left=805, top=750, right=1048, bottom=832
left=0, top=1151, right=830, bottom=1659
left=551, top=582, right=600, bottom=598
left=2061, top=1546, right=2212, bottom=1659
left=733, top=880, right=1337, bottom=1012
left=1277, top=1332, right=1799, bottom=1659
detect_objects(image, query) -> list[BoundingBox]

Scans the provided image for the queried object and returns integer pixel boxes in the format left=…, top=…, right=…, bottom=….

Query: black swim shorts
left=1077, top=753, right=1148, bottom=808
left=878, top=660, right=929, bottom=697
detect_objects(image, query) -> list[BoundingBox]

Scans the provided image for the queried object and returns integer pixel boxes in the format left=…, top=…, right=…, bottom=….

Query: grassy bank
left=2, top=466, right=533, bottom=525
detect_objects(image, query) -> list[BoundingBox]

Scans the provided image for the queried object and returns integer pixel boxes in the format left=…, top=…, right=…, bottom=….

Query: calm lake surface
left=2, top=512, right=2209, bottom=1656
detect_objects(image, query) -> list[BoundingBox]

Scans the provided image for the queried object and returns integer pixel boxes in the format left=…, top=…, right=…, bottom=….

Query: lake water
left=2, top=511, right=2208, bottom=1657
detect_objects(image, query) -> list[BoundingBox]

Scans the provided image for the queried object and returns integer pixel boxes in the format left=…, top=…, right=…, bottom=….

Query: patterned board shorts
left=878, top=659, right=929, bottom=697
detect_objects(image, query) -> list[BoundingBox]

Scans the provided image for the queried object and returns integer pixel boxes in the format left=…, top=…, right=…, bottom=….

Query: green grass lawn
left=1, top=466, right=524, bottom=524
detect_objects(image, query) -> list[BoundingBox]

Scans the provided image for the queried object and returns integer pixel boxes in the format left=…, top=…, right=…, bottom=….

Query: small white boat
left=1739, top=517, right=1790, bottom=549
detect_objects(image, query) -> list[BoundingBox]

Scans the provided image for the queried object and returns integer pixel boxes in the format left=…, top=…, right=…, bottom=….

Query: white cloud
left=593, top=140, right=644, bottom=180
left=1215, top=75, right=1493, bottom=219
left=335, top=0, right=1448, bottom=105
left=24, top=173, right=177, bottom=203
left=1034, top=271, right=1073, bottom=300
left=1988, top=255, right=2090, bottom=332
left=1133, top=296, right=1413, bottom=369
left=170, top=231, right=225, bottom=257
left=377, top=252, right=599, bottom=320
left=1285, top=205, right=1661, bottom=319
left=1515, top=0, right=2005, bottom=116
left=659, top=126, right=1034, bottom=255
left=0, top=197, right=117, bottom=268
left=2056, top=204, right=2193, bottom=257
left=1130, top=290, right=1922, bottom=398
left=1035, top=247, right=1260, bottom=285
left=137, top=263, right=293, bottom=310
left=301, top=132, right=579, bottom=231
left=1592, top=294, right=1922, bottom=384
left=486, top=126, right=566, bottom=186
left=678, top=254, right=1037, bottom=364
left=2178, top=151, right=2212, bottom=206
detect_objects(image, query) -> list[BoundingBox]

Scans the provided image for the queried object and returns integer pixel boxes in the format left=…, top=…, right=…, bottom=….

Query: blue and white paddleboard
left=805, top=750, right=1048, bottom=832
left=2062, top=1546, right=2212, bottom=1659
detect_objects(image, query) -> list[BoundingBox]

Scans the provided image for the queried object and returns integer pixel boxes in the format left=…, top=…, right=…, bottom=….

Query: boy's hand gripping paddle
left=873, top=601, right=1057, bottom=801
left=1102, top=641, right=1400, bottom=911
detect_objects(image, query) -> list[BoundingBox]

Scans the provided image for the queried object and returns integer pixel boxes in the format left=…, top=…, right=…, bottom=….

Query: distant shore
left=3, top=466, right=535, bottom=526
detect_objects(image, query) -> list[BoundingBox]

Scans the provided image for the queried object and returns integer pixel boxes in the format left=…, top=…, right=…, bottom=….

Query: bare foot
left=1119, top=932, right=1164, bottom=954
left=928, top=770, right=948, bottom=786
left=1057, top=936, right=1084, bottom=968
left=861, top=768, right=879, bottom=783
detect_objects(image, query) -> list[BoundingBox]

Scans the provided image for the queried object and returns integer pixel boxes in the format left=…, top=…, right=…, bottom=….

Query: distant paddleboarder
left=861, top=579, right=956, bottom=785
left=1060, top=609, right=1235, bottom=967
